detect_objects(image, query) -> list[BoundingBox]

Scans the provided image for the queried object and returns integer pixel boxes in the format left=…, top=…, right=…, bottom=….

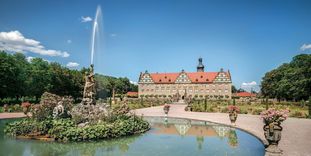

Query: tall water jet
left=71, top=6, right=107, bottom=125
left=91, top=5, right=102, bottom=65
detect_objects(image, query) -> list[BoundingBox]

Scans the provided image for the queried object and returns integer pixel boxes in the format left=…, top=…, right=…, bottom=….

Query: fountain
left=71, top=6, right=108, bottom=125
left=80, top=5, right=102, bottom=106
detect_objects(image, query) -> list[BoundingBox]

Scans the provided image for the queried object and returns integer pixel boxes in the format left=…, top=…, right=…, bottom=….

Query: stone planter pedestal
left=229, top=112, right=237, bottom=125
left=264, top=122, right=283, bottom=156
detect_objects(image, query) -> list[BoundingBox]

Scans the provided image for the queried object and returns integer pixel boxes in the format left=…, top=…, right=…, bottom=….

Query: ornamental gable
left=213, top=72, right=231, bottom=83
left=175, top=72, right=191, bottom=83
left=139, top=73, right=154, bottom=84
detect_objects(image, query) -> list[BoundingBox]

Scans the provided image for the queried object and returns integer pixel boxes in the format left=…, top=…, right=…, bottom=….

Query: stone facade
left=138, top=58, right=232, bottom=100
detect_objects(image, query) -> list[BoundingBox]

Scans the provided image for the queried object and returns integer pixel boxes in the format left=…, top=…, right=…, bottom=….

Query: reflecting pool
left=0, top=117, right=265, bottom=156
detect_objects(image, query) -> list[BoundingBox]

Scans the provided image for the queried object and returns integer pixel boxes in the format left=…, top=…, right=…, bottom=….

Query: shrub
left=239, top=108, right=248, bottom=114
left=4, top=118, right=53, bottom=137
left=5, top=115, right=150, bottom=142
left=252, top=108, right=265, bottom=115
left=290, top=111, right=307, bottom=118
left=220, top=107, right=228, bottom=113
left=112, top=103, right=130, bottom=116
left=7, top=104, right=23, bottom=112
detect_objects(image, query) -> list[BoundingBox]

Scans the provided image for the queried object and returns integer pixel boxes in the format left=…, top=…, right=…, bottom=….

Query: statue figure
left=53, top=101, right=64, bottom=119
left=82, top=64, right=96, bottom=105
left=71, top=64, right=109, bottom=125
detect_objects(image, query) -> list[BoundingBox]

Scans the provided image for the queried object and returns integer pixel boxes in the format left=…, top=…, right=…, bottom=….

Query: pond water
left=0, top=117, right=265, bottom=156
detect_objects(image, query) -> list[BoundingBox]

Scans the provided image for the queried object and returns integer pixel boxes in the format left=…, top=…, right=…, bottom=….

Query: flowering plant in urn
left=228, top=105, right=240, bottom=113
left=260, top=108, right=289, bottom=125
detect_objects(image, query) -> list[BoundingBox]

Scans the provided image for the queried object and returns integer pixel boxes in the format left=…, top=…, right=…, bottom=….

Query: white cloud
left=26, top=56, right=34, bottom=62
left=81, top=16, right=92, bottom=22
left=110, top=34, right=117, bottom=37
left=66, top=62, right=79, bottom=68
left=67, top=40, right=72, bottom=44
left=300, top=43, right=311, bottom=51
left=130, top=81, right=138, bottom=85
left=241, top=81, right=257, bottom=86
left=0, top=31, right=69, bottom=57
left=26, top=56, right=49, bottom=63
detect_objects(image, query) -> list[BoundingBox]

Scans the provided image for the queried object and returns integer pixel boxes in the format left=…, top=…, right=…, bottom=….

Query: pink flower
left=261, top=108, right=289, bottom=124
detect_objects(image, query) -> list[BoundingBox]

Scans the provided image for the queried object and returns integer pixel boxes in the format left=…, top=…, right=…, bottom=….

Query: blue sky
left=1, top=0, right=311, bottom=91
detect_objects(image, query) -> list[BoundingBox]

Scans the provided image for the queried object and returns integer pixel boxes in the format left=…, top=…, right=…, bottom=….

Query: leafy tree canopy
left=0, top=51, right=137, bottom=101
left=261, top=54, right=311, bottom=101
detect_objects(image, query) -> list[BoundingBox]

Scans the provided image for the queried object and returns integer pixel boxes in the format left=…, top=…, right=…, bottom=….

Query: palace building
left=138, top=58, right=232, bottom=100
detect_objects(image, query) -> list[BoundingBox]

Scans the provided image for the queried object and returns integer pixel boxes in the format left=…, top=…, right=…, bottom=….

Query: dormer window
left=206, top=79, right=209, bottom=81
left=169, top=79, right=171, bottom=82
left=164, top=76, right=167, bottom=79
left=196, top=79, right=198, bottom=82
left=159, top=79, right=162, bottom=82
left=200, top=75, right=203, bottom=78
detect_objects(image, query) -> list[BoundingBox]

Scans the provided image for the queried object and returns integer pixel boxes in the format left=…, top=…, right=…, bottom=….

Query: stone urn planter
left=229, top=112, right=238, bottom=124
left=263, top=122, right=283, bottom=153
left=3, top=104, right=9, bottom=112
left=228, top=105, right=239, bottom=125
left=21, top=102, right=31, bottom=115
left=260, top=108, right=289, bottom=155
left=22, top=107, right=28, bottom=114
left=163, top=104, right=170, bottom=116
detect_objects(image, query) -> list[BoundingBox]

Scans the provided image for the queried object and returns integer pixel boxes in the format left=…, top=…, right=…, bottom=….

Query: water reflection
left=145, top=117, right=239, bottom=148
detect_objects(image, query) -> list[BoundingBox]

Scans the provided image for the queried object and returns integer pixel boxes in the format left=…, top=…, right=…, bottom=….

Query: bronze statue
left=82, top=64, right=96, bottom=105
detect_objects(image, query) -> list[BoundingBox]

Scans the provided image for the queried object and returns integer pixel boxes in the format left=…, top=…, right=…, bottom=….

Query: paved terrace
left=0, top=112, right=26, bottom=119
left=133, top=104, right=311, bottom=156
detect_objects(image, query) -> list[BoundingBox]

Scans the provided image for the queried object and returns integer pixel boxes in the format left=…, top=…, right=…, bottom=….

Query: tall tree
left=261, top=54, right=311, bottom=101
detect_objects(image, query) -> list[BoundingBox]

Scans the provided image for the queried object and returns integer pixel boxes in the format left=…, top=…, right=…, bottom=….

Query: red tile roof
left=236, top=92, right=256, bottom=97
left=150, top=73, right=180, bottom=83
left=146, top=71, right=229, bottom=84
left=187, top=72, right=218, bottom=83
left=126, top=91, right=138, bottom=97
